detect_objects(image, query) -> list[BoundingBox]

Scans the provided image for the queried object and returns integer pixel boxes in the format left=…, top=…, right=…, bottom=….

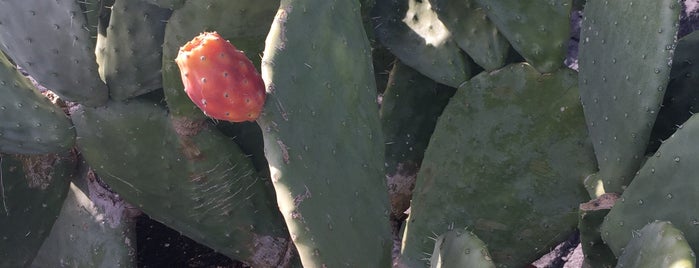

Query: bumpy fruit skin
left=175, top=32, right=266, bottom=122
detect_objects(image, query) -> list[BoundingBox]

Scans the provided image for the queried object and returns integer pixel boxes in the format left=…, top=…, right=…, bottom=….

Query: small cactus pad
left=474, top=0, right=572, bottom=73
left=372, top=0, right=471, bottom=87
left=96, top=0, right=172, bottom=101
left=259, top=0, right=392, bottom=266
left=615, top=221, right=696, bottom=268
left=401, top=63, right=595, bottom=267
left=0, top=0, right=108, bottom=106
left=601, top=113, right=699, bottom=257
left=431, top=0, right=510, bottom=71
left=0, top=153, right=75, bottom=267
left=578, top=193, right=619, bottom=268
left=0, top=52, right=75, bottom=154
left=578, top=0, right=680, bottom=195
left=429, top=228, right=496, bottom=268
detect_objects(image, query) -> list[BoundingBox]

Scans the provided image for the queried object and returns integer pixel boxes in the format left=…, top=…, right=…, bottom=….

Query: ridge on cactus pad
left=175, top=32, right=266, bottom=122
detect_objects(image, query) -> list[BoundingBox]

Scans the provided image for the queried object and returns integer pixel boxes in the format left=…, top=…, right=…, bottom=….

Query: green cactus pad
left=142, top=0, right=186, bottom=10
left=473, top=0, right=571, bottom=73
left=30, top=169, right=137, bottom=268
left=578, top=193, right=619, bottom=268
left=78, top=0, right=106, bottom=42
left=429, top=228, right=496, bottom=268
left=615, top=221, right=696, bottom=268
left=71, top=99, right=294, bottom=267
left=161, top=0, right=278, bottom=118
left=96, top=0, right=172, bottom=101
left=0, top=52, right=75, bottom=154
left=401, top=63, right=595, bottom=267
left=578, top=0, right=680, bottom=195
left=259, top=0, right=392, bottom=266
left=649, top=30, right=699, bottom=153
left=601, top=113, right=699, bottom=257
left=372, top=0, right=471, bottom=87
left=380, top=60, right=455, bottom=220
left=214, top=121, right=270, bottom=178
left=0, top=0, right=108, bottom=106
left=0, top=153, right=75, bottom=267
left=431, top=0, right=510, bottom=71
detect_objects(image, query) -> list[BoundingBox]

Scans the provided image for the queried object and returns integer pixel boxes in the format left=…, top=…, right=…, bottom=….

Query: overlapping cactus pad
left=401, top=63, right=595, bottom=267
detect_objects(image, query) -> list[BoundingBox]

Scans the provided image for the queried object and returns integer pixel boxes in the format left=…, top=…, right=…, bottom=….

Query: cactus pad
left=474, top=0, right=572, bottom=73
left=0, top=153, right=75, bottom=267
left=0, top=0, right=108, bottom=106
left=372, top=0, right=471, bottom=87
left=96, top=0, right=172, bottom=101
left=0, top=52, right=75, bottom=154
left=601, top=112, right=699, bottom=257
left=429, top=228, right=496, bottom=268
left=615, top=221, right=696, bottom=268
left=401, top=63, right=595, bottom=267
left=578, top=0, right=680, bottom=195
left=71, top=99, right=293, bottom=267
left=259, top=0, right=393, bottom=266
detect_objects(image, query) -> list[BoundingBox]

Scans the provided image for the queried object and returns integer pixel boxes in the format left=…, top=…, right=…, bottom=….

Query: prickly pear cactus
left=258, top=0, right=393, bottom=266
left=0, top=52, right=75, bottom=154
left=600, top=112, right=699, bottom=257
left=401, top=63, right=595, bottom=267
left=0, top=153, right=75, bottom=267
left=71, top=99, right=294, bottom=267
left=429, top=228, right=496, bottom=268
left=578, top=0, right=680, bottom=195
left=0, top=0, right=108, bottom=106
left=615, top=221, right=696, bottom=268
left=372, top=0, right=471, bottom=87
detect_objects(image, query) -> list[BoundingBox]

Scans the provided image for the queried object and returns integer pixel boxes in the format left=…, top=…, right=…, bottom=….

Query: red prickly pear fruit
left=175, top=32, right=266, bottom=122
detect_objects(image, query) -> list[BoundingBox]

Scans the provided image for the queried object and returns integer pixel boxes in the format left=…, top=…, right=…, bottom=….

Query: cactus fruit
left=0, top=0, right=108, bottom=106
left=259, top=0, right=392, bottom=266
left=0, top=153, right=75, bottom=267
left=175, top=32, right=266, bottom=122
left=615, top=221, right=696, bottom=268
left=372, top=0, right=471, bottom=87
left=0, top=52, right=76, bottom=154
left=161, top=0, right=278, bottom=119
left=401, top=63, right=595, bottom=267
left=600, top=112, right=699, bottom=257
left=578, top=0, right=680, bottom=195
